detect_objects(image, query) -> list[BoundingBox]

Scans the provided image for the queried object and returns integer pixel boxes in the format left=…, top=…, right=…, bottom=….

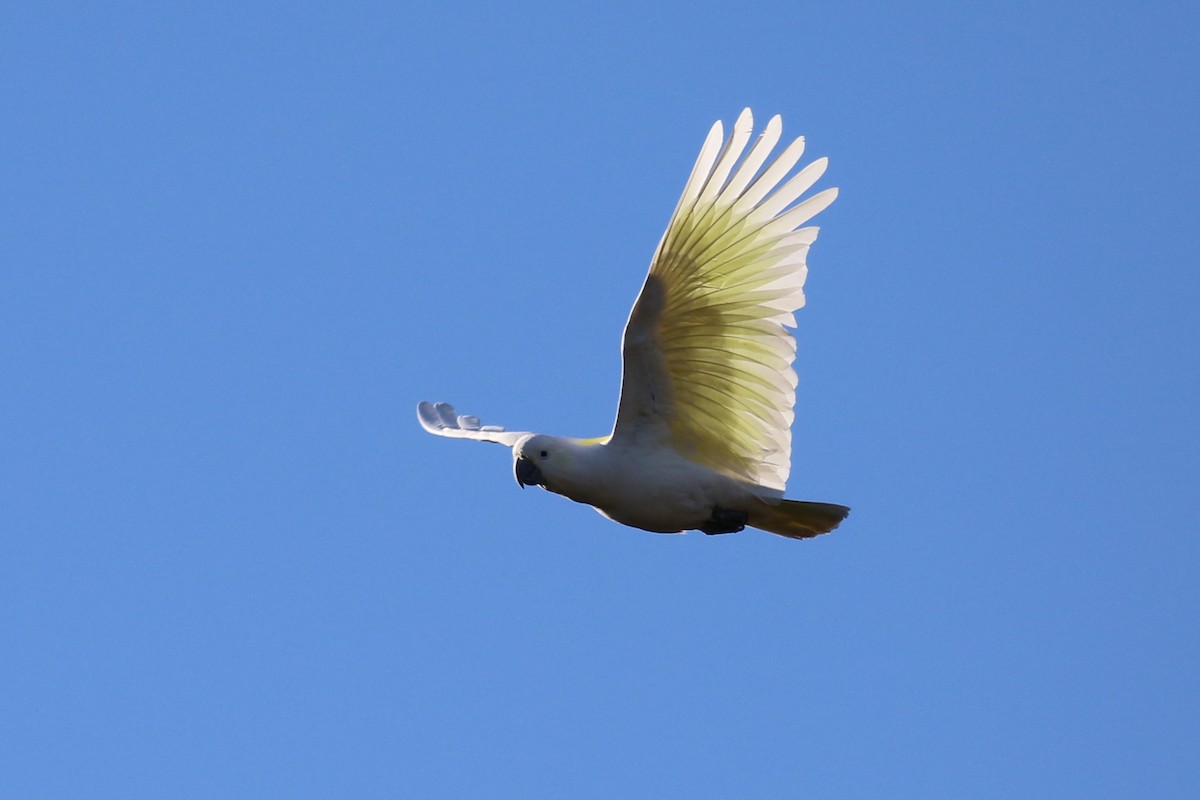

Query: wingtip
left=416, top=400, right=440, bottom=432
left=417, top=400, right=460, bottom=430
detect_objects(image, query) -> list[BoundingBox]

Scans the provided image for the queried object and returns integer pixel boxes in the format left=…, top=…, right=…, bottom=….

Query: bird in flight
left=418, top=109, right=849, bottom=539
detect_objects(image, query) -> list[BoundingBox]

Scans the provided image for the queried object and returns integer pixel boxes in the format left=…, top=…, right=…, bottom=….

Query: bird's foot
left=700, top=507, right=748, bottom=535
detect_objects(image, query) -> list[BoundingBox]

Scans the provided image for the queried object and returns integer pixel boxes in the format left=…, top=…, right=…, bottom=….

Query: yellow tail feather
left=749, top=499, right=850, bottom=540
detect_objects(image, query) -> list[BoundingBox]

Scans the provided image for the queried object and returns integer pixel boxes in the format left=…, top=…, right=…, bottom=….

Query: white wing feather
left=612, top=109, right=837, bottom=495
left=417, top=401, right=527, bottom=448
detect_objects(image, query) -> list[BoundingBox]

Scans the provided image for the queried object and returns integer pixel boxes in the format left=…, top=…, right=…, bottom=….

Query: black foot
left=700, top=507, right=748, bottom=535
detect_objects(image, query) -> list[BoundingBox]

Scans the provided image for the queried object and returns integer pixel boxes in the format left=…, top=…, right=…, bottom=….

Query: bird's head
left=512, top=434, right=557, bottom=490
left=513, top=433, right=593, bottom=494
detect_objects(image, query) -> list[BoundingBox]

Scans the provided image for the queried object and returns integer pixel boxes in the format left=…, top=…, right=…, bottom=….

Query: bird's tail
left=749, top=499, right=850, bottom=540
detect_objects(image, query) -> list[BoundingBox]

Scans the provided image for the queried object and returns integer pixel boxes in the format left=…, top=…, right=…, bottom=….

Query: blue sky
left=3, top=1, right=1198, bottom=797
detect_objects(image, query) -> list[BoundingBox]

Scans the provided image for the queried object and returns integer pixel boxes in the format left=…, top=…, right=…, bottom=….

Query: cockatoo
left=418, top=109, right=849, bottom=539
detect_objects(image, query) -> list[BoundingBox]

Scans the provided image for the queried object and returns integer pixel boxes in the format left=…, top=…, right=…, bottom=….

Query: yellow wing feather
left=613, top=109, right=837, bottom=494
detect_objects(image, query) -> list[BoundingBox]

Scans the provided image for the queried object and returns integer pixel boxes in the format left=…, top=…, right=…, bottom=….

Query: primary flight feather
left=418, top=109, right=848, bottom=539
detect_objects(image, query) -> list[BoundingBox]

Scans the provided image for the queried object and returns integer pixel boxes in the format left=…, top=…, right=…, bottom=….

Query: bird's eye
left=540, top=450, right=549, bottom=458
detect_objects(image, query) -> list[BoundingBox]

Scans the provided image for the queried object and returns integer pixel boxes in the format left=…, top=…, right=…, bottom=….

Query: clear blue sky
left=3, top=1, right=1197, bottom=797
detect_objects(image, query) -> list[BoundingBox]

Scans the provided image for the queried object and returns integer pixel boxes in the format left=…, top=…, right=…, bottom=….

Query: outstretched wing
left=417, top=401, right=528, bottom=448
left=611, top=109, right=837, bottom=495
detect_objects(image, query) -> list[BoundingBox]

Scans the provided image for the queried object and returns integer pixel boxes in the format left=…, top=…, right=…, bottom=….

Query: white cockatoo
left=418, top=109, right=849, bottom=539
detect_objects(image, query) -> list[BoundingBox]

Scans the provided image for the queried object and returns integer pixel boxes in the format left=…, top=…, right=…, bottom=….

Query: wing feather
left=694, top=108, right=754, bottom=207
left=612, top=110, right=837, bottom=493
left=722, top=114, right=782, bottom=200
left=417, top=401, right=527, bottom=447
left=751, top=158, right=829, bottom=220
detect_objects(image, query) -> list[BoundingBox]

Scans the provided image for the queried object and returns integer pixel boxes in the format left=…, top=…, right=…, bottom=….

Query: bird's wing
left=611, top=109, right=837, bottom=495
left=417, top=401, right=528, bottom=448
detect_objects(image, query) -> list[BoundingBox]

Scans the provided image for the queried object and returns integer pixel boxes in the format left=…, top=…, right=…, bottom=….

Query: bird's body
left=418, top=109, right=849, bottom=539
left=511, top=434, right=754, bottom=533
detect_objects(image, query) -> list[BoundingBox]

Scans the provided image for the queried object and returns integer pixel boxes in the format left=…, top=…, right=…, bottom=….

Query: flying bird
left=418, top=109, right=849, bottom=539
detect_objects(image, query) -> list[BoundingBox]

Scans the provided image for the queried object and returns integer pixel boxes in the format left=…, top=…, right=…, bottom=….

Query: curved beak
left=514, top=456, right=544, bottom=489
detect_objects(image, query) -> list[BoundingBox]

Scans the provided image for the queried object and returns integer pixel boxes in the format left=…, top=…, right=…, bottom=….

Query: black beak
left=514, top=456, right=544, bottom=489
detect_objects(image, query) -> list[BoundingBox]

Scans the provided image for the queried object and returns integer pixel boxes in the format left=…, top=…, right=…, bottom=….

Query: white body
left=520, top=436, right=760, bottom=533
